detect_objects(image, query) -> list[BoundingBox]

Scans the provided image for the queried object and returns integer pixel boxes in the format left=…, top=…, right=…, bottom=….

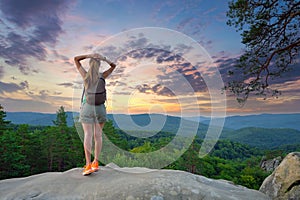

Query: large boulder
left=0, top=163, right=270, bottom=200
left=260, top=152, right=300, bottom=200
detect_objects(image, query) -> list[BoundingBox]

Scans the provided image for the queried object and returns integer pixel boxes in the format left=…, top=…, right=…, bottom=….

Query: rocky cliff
left=0, top=163, right=269, bottom=200
left=260, top=156, right=282, bottom=172
left=260, top=152, right=300, bottom=200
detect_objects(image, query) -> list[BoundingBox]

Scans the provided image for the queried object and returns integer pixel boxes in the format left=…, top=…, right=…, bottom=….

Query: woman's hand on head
left=90, top=53, right=106, bottom=60
left=88, top=53, right=99, bottom=58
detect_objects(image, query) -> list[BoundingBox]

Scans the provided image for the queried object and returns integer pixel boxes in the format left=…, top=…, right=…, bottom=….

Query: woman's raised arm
left=74, top=54, right=98, bottom=78
left=103, top=62, right=116, bottom=79
left=74, top=54, right=94, bottom=70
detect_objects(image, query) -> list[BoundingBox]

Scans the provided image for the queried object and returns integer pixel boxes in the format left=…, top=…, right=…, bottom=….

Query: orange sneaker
left=82, top=164, right=93, bottom=176
left=91, top=160, right=99, bottom=172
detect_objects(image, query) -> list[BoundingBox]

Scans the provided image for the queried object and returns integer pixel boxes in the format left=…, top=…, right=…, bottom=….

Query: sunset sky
left=0, top=0, right=299, bottom=117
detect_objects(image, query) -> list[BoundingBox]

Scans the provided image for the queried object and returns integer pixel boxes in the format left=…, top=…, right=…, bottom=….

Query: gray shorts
left=79, top=103, right=107, bottom=124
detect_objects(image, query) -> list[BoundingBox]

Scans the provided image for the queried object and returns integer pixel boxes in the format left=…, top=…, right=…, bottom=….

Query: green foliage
left=52, top=106, right=68, bottom=128
left=130, top=141, right=154, bottom=153
left=103, top=121, right=129, bottom=150
left=0, top=105, right=296, bottom=191
left=239, top=175, right=256, bottom=189
left=0, top=104, right=11, bottom=134
left=237, top=166, right=269, bottom=190
left=0, top=106, right=85, bottom=179
left=164, top=139, right=270, bottom=189
left=225, top=127, right=300, bottom=149
left=0, top=130, right=30, bottom=179
left=273, top=143, right=300, bottom=154
left=211, top=140, right=262, bottom=159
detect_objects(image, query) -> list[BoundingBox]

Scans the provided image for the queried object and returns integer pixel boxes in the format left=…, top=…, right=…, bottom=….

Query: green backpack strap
left=81, top=86, right=85, bottom=105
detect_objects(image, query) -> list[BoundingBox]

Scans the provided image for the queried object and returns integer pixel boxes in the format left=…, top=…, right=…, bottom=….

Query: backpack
left=81, top=77, right=106, bottom=105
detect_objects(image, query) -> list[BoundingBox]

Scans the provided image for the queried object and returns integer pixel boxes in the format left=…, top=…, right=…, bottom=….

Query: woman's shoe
left=91, top=160, right=99, bottom=172
left=82, top=164, right=93, bottom=176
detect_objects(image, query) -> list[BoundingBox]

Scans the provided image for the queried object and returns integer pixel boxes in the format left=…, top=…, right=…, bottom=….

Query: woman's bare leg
left=93, top=122, right=105, bottom=162
left=82, top=123, right=93, bottom=165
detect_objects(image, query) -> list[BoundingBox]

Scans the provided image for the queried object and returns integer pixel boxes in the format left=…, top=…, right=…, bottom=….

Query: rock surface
left=260, top=152, right=300, bottom=200
left=0, top=163, right=270, bottom=200
left=260, top=156, right=282, bottom=172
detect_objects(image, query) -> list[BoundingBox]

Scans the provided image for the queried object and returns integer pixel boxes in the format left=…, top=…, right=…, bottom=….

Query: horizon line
left=5, top=111, right=300, bottom=118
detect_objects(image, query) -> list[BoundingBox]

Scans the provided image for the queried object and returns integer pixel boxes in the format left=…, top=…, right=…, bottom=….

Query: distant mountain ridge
left=6, top=112, right=300, bottom=130
left=186, top=113, right=300, bottom=131
left=5, top=112, right=300, bottom=149
left=5, top=112, right=76, bottom=127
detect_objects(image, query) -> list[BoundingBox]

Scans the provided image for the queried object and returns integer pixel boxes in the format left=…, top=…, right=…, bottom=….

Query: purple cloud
left=136, top=83, right=175, bottom=97
left=92, top=33, right=212, bottom=97
left=57, top=82, right=74, bottom=88
left=52, top=50, right=70, bottom=62
left=156, top=64, right=207, bottom=95
left=20, top=80, right=29, bottom=89
left=106, top=80, right=127, bottom=87
left=0, top=66, right=4, bottom=79
left=54, top=91, right=62, bottom=95
left=124, top=47, right=208, bottom=95
left=106, top=44, right=208, bottom=96
left=39, top=89, right=50, bottom=99
left=0, top=81, right=28, bottom=94
left=216, top=56, right=300, bottom=85
left=0, top=0, right=71, bottom=74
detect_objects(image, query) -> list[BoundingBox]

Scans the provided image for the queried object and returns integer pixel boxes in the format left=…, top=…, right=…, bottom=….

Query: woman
left=74, top=53, right=116, bottom=176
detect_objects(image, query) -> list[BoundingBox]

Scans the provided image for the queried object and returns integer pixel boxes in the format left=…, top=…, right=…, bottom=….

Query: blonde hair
left=84, top=58, right=101, bottom=89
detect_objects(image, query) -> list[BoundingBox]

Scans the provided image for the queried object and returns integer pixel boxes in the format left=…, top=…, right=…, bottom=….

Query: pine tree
left=0, top=104, right=11, bottom=134
left=52, top=106, right=67, bottom=128
left=50, top=106, right=75, bottom=171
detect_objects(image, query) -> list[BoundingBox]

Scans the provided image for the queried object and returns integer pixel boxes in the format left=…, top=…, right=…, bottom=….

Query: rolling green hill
left=191, top=113, right=300, bottom=130
left=5, top=112, right=300, bottom=149
left=221, top=127, right=300, bottom=149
